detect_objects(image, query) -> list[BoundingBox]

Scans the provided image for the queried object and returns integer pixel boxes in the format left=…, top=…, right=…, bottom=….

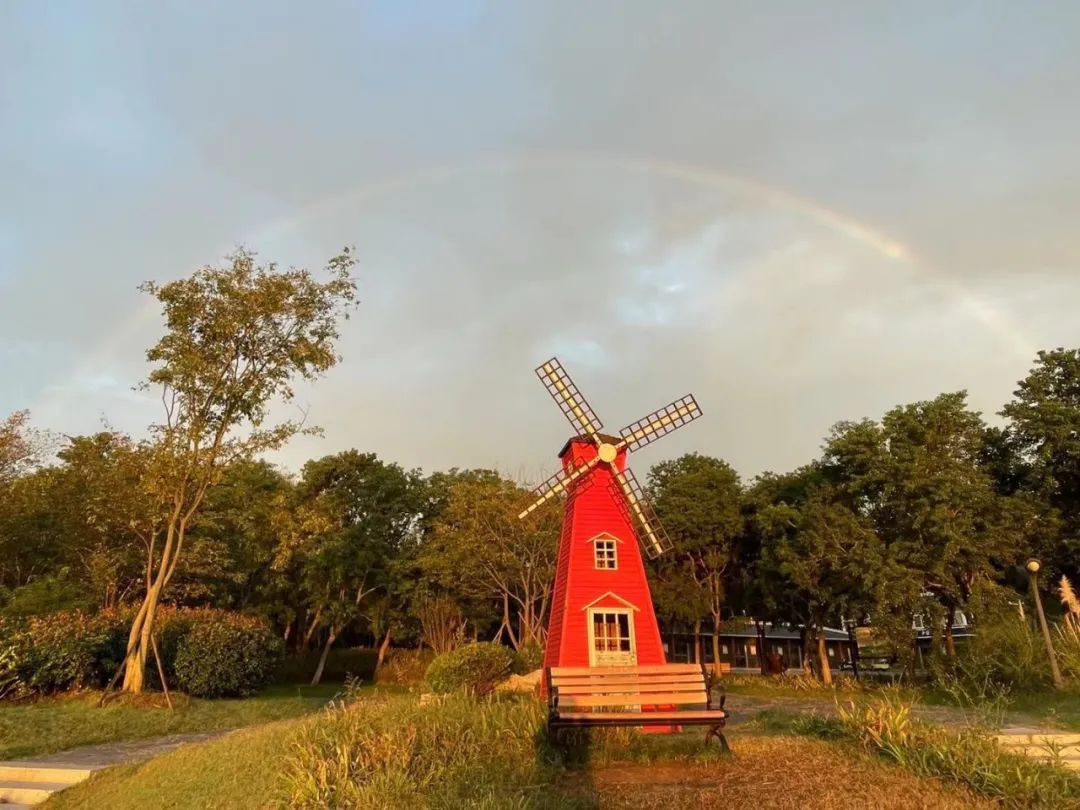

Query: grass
left=43, top=718, right=293, bottom=809
left=41, top=691, right=1000, bottom=810
left=0, top=682, right=348, bottom=760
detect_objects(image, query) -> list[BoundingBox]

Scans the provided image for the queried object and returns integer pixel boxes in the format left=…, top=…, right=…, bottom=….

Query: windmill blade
left=611, top=467, right=673, bottom=559
left=535, top=358, right=604, bottom=439
left=518, top=457, right=600, bottom=520
left=617, top=395, right=701, bottom=452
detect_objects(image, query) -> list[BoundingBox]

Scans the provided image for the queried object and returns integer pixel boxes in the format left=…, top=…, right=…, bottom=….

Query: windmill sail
left=610, top=467, right=673, bottom=559
left=518, top=456, right=600, bottom=519
left=618, top=395, right=701, bottom=452
left=536, top=358, right=604, bottom=439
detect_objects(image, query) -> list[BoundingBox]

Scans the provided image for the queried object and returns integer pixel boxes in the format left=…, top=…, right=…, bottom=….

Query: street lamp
left=1027, top=559, right=1065, bottom=690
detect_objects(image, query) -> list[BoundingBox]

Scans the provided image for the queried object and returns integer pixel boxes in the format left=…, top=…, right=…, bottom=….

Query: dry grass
left=565, top=735, right=993, bottom=810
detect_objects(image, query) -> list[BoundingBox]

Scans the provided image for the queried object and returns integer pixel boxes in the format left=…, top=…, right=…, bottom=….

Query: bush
left=511, top=642, right=544, bottom=675
left=281, top=693, right=550, bottom=808
left=424, top=642, right=514, bottom=696
left=172, top=612, right=282, bottom=698
left=951, top=617, right=1051, bottom=695
left=375, top=648, right=435, bottom=687
left=1, top=610, right=128, bottom=695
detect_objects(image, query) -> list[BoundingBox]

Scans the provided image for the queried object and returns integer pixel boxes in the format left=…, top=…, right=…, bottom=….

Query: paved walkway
left=23, top=729, right=230, bottom=769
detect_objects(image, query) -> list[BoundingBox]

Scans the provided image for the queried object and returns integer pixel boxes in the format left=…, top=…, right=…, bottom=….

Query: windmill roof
left=558, top=433, right=621, bottom=458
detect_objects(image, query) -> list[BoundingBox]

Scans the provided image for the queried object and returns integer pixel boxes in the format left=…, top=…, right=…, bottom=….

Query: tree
left=1001, top=348, right=1080, bottom=579
left=282, top=451, right=422, bottom=684
left=649, top=454, right=743, bottom=674
left=825, top=393, right=1020, bottom=656
left=119, top=247, right=357, bottom=693
left=417, top=471, right=559, bottom=651
left=754, top=480, right=887, bottom=685
left=0, top=410, right=52, bottom=485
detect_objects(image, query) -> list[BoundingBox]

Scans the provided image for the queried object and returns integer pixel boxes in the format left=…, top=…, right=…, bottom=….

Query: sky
left=2, top=2, right=1078, bottom=484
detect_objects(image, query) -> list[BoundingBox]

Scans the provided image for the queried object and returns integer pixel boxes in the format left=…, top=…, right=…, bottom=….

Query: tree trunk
left=692, top=620, right=703, bottom=665
left=122, top=581, right=164, bottom=693
left=283, top=620, right=293, bottom=645
left=943, top=617, right=956, bottom=657
left=711, top=617, right=722, bottom=676
left=375, top=628, right=392, bottom=672
left=756, top=621, right=769, bottom=675
left=816, top=632, right=833, bottom=686
left=302, top=607, right=323, bottom=650
left=311, top=627, right=338, bottom=686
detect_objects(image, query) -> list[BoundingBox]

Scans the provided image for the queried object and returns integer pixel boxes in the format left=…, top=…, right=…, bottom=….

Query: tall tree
left=282, top=451, right=422, bottom=684
left=120, top=247, right=357, bottom=693
left=1001, top=348, right=1080, bottom=579
left=826, top=393, right=1020, bottom=656
left=649, top=454, right=743, bottom=674
left=0, top=410, right=52, bottom=485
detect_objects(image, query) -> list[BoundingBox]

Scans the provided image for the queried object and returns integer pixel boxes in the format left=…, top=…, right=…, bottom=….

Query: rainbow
left=35, top=151, right=1036, bottom=417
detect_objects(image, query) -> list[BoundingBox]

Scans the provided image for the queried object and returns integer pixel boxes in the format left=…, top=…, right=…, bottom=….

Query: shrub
left=281, top=693, right=550, bottom=808
left=425, top=642, right=514, bottom=696
left=951, top=617, right=1051, bottom=694
left=511, top=642, right=544, bottom=675
left=3, top=610, right=128, bottom=695
left=173, top=612, right=282, bottom=698
left=376, top=648, right=435, bottom=687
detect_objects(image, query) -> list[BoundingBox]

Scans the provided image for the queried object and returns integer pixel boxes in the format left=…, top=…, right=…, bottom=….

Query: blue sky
left=2, top=2, right=1079, bottom=480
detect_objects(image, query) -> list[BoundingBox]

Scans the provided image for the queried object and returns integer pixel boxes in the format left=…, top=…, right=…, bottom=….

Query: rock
left=495, top=669, right=542, bottom=694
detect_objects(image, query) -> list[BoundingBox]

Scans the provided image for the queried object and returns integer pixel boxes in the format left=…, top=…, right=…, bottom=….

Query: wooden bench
left=546, top=663, right=729, bottom=750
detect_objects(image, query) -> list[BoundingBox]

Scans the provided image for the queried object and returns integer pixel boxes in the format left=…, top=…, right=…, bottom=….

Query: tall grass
left=792, top=694, right=1080, bottom=810
left=280, top=693, right=574, bottom=809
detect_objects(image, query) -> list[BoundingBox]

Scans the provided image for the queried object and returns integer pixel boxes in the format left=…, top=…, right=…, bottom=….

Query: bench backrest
left=547, top=664, right=710, bottom=712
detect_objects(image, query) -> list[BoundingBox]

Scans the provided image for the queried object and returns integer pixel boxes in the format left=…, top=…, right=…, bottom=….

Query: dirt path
left=558, top=735, right=993, bottom=810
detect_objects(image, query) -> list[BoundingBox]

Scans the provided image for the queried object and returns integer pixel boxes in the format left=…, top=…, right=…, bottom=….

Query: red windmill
left=519, top=358, right=702, bottom=673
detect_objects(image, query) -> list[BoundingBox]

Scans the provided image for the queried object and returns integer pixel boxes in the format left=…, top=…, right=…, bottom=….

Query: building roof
left=558, top=434, right=622, bottom=458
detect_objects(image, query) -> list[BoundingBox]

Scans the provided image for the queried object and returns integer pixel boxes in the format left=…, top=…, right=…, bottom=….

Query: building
left=662, top=619, right=855, bottom=673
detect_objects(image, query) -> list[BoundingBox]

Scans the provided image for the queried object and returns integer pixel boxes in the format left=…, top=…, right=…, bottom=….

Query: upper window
left=594, top=538, right=618, bottom=570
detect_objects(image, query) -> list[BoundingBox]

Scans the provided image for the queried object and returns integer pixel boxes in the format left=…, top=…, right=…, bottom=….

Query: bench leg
left=705, top=723, right=730, bottom=753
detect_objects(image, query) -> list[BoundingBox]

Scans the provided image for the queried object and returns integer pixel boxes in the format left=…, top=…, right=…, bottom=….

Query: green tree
left=649, top=454, right=743, bottom=674
left=417, top=471, right=559, bottom=651
left=753, top=477, right=886, bottom=685
left=826, top=393, right=1021, bottom=656
left=120, top=247, right=357, bottom=693
left=1001, top=348, right=1080, bottom=579
left=282, top=451, right=423, bottom=684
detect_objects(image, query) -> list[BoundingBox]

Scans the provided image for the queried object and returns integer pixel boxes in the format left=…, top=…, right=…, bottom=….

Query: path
left=0, top=731, right=228, bottom=808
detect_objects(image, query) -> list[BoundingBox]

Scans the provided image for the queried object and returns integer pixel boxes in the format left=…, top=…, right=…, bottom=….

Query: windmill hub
left=597, top=442, right=617, bottom=463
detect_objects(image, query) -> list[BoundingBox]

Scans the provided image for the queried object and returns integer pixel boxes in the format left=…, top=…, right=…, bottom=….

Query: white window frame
left=593, top=537, right=618, bottom=570
left=586, top=607, right=637, bottom=667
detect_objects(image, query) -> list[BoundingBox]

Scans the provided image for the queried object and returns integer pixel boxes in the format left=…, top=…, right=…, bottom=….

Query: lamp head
left=1026, top=559, right=1041, bottom=574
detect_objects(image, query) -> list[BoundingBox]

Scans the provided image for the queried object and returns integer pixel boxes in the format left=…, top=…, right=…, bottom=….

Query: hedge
left=424, top=642, right=514, bottom=696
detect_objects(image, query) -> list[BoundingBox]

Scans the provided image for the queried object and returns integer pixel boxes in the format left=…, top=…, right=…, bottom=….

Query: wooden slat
left=551, top=673, right=705, bottom=688
left=555, top=683, right=705, bottom=696
left=550, top=664, right=702, bottom=677
left=556, top=710, right=724, bottom=721
left=558, top=692, right=707, bottom=708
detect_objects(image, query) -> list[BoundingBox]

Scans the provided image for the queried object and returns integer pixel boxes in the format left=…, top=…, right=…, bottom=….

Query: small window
left=594, top=538, right=618, bottom=569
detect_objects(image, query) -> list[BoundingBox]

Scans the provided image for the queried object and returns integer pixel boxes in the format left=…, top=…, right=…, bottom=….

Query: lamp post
left=1027, top=559, right=1065, bottom=690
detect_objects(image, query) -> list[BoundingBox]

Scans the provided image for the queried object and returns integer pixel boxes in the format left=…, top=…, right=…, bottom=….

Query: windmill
left=520, top=357, right=702, bottom=671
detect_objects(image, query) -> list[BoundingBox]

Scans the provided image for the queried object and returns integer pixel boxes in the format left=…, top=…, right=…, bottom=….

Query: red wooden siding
left=544, top=438, right=667, bottom=672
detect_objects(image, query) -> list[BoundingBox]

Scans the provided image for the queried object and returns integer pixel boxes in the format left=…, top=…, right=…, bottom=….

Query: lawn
left=40, top=690, right=1029, bottom=810
left=0, top=682, right=348, bottom=760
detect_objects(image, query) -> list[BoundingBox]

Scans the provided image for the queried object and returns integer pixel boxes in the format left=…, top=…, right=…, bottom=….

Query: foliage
left=376, top=648, right=436, bottom=688
left=121, top=247, right=357, bottom=693
left=276, top=648, right=379, bottom=685
left=280, top=693, right=552, bottom=809
left=1, top=571, right=95, bottom=617
left=424, top=642, right=515, bottom=696
left=0, top=410, right=52, bottom=485
left=1, top=610, right=129, bottom=695
left=418, top=470, right=559, bottom=651
left=172, top=612, right=282, bottom=698
left=512, top=641, right=544, bottom=674
left=1001, top=348, right=1080, bottom=580
left=829, top=696, right=1080, bottom=809
left=650, top=454, right=742, bottom=667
